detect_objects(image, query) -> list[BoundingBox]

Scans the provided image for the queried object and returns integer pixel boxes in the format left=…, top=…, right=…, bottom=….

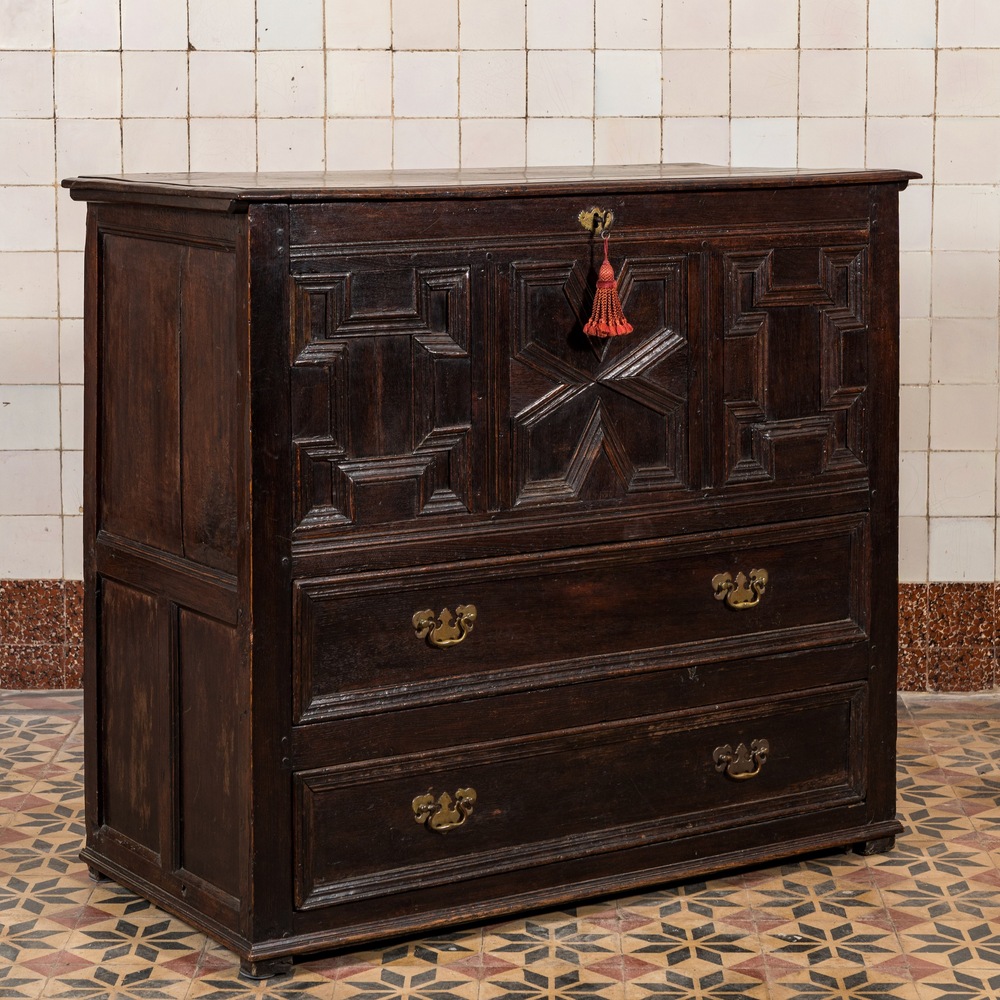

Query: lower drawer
left=293, top=684, right=866, bottom=910
left=294, top=514, right=868, bottom=721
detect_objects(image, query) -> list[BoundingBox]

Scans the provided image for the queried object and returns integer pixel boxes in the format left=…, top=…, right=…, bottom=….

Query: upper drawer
left=293, top=514, right=868, bottom=723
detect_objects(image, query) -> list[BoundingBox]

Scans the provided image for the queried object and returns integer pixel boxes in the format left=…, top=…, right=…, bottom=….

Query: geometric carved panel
left=722, top=245, right=868, bottom=486
left=291, top=265, right=474, bottom=527
left=509, top=254, right=690, bottom=506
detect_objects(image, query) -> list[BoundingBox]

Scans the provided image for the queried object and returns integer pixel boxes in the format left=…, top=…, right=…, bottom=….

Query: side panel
left=85, top=204, right=248, bottom=934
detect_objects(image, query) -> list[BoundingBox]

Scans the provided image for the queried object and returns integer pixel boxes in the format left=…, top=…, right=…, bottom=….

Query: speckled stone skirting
left=1, top=579, right=996, bottom=692
left=0, top=580, right=83, bottom=688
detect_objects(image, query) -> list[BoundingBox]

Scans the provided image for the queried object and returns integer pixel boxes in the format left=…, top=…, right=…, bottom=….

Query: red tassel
left=584, top=235, right=633, bottom=337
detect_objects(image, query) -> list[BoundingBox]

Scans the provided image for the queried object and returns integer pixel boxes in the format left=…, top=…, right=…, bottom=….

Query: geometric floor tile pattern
left=2, top=691, right=1000, bottom=999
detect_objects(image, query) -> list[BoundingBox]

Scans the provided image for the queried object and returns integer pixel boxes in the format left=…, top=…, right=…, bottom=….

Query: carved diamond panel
left=722, top=245, right=868, bottom=486
left=508, top=255, right=690, bottom=506
left=291, top=266, right=474, bottom=528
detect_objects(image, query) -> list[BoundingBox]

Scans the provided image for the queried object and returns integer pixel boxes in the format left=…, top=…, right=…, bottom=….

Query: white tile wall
left=3, top=0, right=1000, bottom=582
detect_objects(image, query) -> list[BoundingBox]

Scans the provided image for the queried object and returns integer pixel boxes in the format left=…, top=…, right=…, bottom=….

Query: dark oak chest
left=65, top=164, right=915, bottom=976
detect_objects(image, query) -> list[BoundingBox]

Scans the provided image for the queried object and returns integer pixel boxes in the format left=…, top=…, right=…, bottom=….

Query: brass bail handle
left=578, top=207, right=615, bottom=239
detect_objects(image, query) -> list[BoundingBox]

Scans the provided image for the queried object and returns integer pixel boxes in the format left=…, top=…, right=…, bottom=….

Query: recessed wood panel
left=101, top=235, right=183, bottom=554
left=291, top=263, right=475, bottom=528
left=507, top=252, right=691, bottom=505
left=99, top=579, right=169, bottom=857
left=178, top=610, right=244, bottom=899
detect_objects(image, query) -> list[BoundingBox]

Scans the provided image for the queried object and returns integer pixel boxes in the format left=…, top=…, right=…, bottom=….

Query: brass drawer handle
left=714, top=739, right=769, bottom=781
left=412, top=605, right=477, bottom=648
left=412, top=788, right=477, bottom=833
left=712, top=569, right=768, bottom=609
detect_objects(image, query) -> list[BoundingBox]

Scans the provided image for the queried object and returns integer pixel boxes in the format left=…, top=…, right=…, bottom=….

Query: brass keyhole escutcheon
left=713, top=739, right=769, bottom=781
left=412, top=788, right=477, bottom=833
left=712, top=569, right=768, bottom=609
left=412, top=605, right=477, bottom=648
left=578, top=206, right=615, bottom=238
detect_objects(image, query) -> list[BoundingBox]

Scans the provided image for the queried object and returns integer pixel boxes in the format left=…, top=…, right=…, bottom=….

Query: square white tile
left=57, top=250, right=84, bottom=320
left=899, top=385, right=930, bottom=451
left=59, top=319, right=84, bottom=386
left=55, top=52, right=122, bottom=118
left=0, top=120, right=55, bottom=185
left=866, top=117, right=934, bottom=180
left=460, top=0, right=526, bottom=49
left=527, top=0, right=593, bottom=49
left=937, top=50, right=1000, bottom=117
left=899, top=318, right=931, bottom=386
left=662, top=117, right=730, bottom=165
left=62, top=450, right=83, bottom=517
left=393, top=0, right=459, bottom=49
left=393, top=118, right=460, bottom=169
left=797, top=118, right=866, bottom=169
left=595, top=50, right=661, bottom=117
left=460, top=118, right=527, bottom=168
left=868, top=0, right=937, bottom=48
left=0, top=385, right=61, bottom=449
left=934, top=118, right=1000, bottom=185
left=928, top=517, right=996, bottom=582
left=60, top=384, right=83, bottom=451
left=188, top=0, right=255, bottom=50
left=731, top=0, right=797, bottom=48
left=929, top=452, right=996, bottom=517
left=595, top=0, right=661, bottom=49
left=938, top=0, right=1000, bottom=48
left=931, top=318, right=1000, bottom=385
left=663, top=0, right=729, bottom=48
left=0, top=251, right=59, bottom=319
left=0, top=187, right=56, bottom=252
left=731, top=118, right=798, bottom=167
left=527, top=50, right=594, bottom=117
left=256, top=118, right=326, bottom=171
left=1, top=52, right=54, bottom=117
left=662, top=50, right=730, bottom=117
left=257, top=51, right=326, bottom=118
left=190, top=52, right=257, bottom=117
left=526, top=117, right=592, bottom=166
left=122, top=52, right=188, bottom=119
left=56, top=119, right=123, bottom=179
left=0, top=0, right=53, bottom=49
left=460, top=51, right=526, bottom=118
left=594, top=117, right=661, bottom=165
left=930, top=383, right=998, bottom=451
left=328, top=50, right=393, bottom=117
left=899, top=251, right=932, bottom=319
left=933, top=187, right=1000, bottom=253
left=730, top=49, right=798, bottom=117
left=393, top=51, right=459, bottom=118
left=53, top=0, right=119, bottom=50
left=867, top=50, right=936, bottom=117
left=932, top=253, right=1000, bottom=319
left=326, top=0, right=392, bottom=49
left=189, top=118, right=258, bottom=172
left=257, top=0, right=324, bottom=49
left=0, top=516, right=64, bottom=578
left=121, top=0, right=188, bottom=50
left=327, top=119, right=394, bottom=170
left=898, top=516, right=929, bottom=583
left=122, top=119, right=190, bottom=172
left=899, top=451, right=929, bottom=517
left=799, top=50, right=866, bottom=117
left=0, top=320, right=60, bottom=385
left=799, top=0, right=867, bottom=48
left=0, top=451, right=63, bottom=516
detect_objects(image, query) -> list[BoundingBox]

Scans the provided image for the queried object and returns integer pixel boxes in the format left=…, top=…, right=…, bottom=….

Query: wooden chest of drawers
left=65, top=164, right=916, bottom=977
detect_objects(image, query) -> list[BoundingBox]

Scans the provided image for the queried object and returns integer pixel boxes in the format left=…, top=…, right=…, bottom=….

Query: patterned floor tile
left=4, top=693, right=1000, bottom=999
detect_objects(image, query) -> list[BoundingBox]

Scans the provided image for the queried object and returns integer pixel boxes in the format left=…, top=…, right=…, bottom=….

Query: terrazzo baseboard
left=1, top=579, right=997, bottom=692
left=0, top=580, right=83, bottom=689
